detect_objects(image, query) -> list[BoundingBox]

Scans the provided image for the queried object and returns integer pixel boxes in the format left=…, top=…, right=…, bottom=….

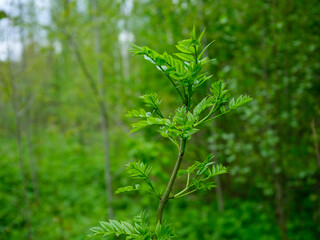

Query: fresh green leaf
left=126, top=161, right=159, bottom=198
left=140, top=93, right=161, bottom=109
left=174, top=53, right=194, bottom=62
left=193, top=97, right=215, bottom=118
left=155, top=222, right=176, bottom=240
left=229, top=95, right=253, bottom=110
left=126, top=109, right=152, bottom=118
left=115, top=184, right=141, bottom=194
left=198, top=40, right=215, bottom=59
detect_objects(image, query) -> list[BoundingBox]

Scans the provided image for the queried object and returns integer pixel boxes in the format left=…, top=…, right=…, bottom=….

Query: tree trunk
left=311, top=119, right=320, bottom=239
left=91, top=0, right=113, bottom=218
left=8, top=52, right=32, bottom=240
left=199, top=3, right=225, bottom=211
left=58, top=0, right=114, bottom=218
left=26, top=110, right=40, bottom=203
left=11, top=1, right=33, bottom=238
left=263, top=1, right=287, bottom=239
left=15, top=114, right=32, bottom=240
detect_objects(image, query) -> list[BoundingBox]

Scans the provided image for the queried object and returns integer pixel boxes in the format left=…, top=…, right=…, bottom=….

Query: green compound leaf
left=174, top=52, right=195, bottom=62
left=140, top=93, right=161, bottom=109
left=229, top=95, right=253, bottom=110
left=126, top=161, right=159, bottom=198
left=87, top=212, right=152, bottom=240
left=175, top=154, right=227, bottom=198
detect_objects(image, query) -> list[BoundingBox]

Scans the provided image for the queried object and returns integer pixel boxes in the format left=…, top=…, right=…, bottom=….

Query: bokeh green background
left=0, top=0, right=319, bottom=239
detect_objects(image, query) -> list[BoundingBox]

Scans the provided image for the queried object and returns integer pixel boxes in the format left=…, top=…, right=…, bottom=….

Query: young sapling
left=88, top=26, right=252, bottom=239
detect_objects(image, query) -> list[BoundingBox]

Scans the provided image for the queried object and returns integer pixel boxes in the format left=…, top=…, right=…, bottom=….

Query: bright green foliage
left=176, top=154, right=227, bottom=198
left=130, top=28, right=217, bottom=104
left=128, top=29, right=251, bottom=143
left=88, top=27, right=251, bottom=239
left=139, top=93, right=163, bottom=118
left=87, top=211, right=152, bottom=239
left=126, top=109, right=153, bottom=119
left=88, top=212, right=175, bottom=240
left=154, top=222, right=176, bottom=240
left=117, top=161, right=159, bottom=198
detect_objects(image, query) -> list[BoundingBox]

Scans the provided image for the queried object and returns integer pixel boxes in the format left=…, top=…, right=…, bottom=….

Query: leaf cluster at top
left=127, top=27, right=252, bottom=145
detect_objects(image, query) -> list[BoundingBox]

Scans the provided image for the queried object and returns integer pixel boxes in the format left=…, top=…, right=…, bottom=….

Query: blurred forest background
left=0, top=0, right=319, bottom=239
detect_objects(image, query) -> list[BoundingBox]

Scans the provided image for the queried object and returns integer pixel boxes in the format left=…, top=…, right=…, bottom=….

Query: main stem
left=156, top=138, right=187, bottom=224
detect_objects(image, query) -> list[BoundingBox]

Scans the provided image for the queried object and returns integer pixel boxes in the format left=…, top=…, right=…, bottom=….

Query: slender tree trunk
left=215, top=173, right=224, bottom=212
left=262, top=1, right=287, bottom=239
left=271, top=1, right=287, bottom=239
left=26, top=110, right=40, bottom=203
left=8, top=57, right=32, bottom=240
left=15, top=114, right=32, bottom=240
left=91, top=0, right=113, bottom=218
left=59, top=1, right=114, bottom=218
left=9, top=1, right=33, bottom=239
left=274, top=172, right=287, bottom=240
left=23, top=0, right=40, bottom=205
left=199, top=0, right=225, bottom=211
left=311, top=119, right=320, bottom=239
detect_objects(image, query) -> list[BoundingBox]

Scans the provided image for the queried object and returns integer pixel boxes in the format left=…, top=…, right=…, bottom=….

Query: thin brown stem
left=156, top=139, right=186, bottom=224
